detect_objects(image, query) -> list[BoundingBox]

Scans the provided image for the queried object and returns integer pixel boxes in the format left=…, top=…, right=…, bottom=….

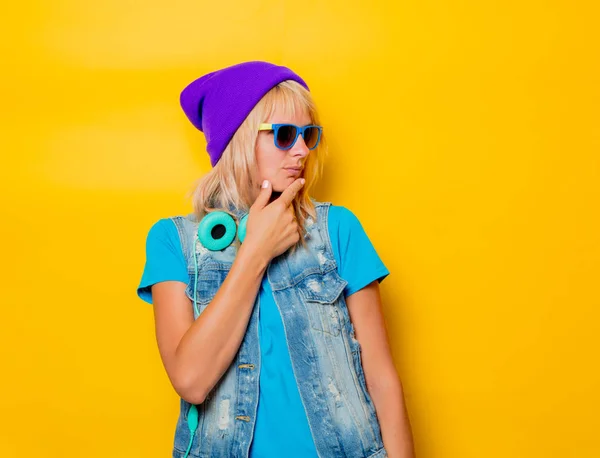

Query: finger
left=287, top=204, right=295, bottom=218
left=277, top=178, right=305, bottom=208
left=252, top=180, right=272, bottom=210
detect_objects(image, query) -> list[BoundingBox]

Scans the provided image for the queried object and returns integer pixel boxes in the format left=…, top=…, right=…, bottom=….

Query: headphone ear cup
left=198, top=211, right=237, bottom=251
left=238, top=213, right=249, bottom=243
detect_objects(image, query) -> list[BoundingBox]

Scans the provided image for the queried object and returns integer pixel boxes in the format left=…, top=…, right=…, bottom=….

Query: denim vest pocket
left=298, top=268, right=348, bottom=337
left=185, top=260, right=232, bottom=310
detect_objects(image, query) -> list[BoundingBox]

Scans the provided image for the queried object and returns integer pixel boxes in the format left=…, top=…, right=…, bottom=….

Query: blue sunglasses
left=258, top=123, right=322, bottom=150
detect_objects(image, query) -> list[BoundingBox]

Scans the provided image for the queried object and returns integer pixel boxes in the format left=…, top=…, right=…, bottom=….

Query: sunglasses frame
left=258, top=123, right=323, bottom=151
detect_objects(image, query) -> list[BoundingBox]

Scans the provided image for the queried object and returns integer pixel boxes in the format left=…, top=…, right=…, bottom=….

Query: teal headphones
left=184, top=210, right=248, bottom=458
left=197, top=211, right=248, bottom=251
left=192, top=210, right=248, bottom=316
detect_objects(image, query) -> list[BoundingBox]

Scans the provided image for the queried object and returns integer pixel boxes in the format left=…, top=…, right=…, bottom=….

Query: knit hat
left=180, top=61, right=310, bottom=167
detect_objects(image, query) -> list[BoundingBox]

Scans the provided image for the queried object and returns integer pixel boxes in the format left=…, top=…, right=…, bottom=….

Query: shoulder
left=310, top=198, right=358, bottom=223
left=147, top=217, right=178, bottom=236
left=145, top=217, right=187, bottom=246
left=326, top=204, right=363, bottom=231
left=150, top=213, right=198, bottom=230
left=328, top=204, right=358, bottom=221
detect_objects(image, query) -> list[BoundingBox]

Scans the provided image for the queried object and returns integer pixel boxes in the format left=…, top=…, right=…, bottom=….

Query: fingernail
left=300, top=178, right=305, bottom=185
left=262, top=180, right=269, bottom=188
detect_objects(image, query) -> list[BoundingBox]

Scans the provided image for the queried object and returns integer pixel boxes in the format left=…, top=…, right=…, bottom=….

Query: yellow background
left=1, top=1, right=599, bottom=457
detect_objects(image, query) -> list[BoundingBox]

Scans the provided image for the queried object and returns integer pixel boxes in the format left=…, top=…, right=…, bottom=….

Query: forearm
left=369, top=374, right=415, bottom=458
left=174, top=242, right=268, bottom=403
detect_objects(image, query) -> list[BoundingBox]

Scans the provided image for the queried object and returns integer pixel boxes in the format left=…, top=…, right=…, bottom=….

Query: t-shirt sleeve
left=328, top=205, right=390, bottom=297
left=137, top=218, right=189, bottom=304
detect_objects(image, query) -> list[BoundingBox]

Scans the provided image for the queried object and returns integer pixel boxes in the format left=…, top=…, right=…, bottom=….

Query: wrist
left=237, top=241, right=270, bottom=273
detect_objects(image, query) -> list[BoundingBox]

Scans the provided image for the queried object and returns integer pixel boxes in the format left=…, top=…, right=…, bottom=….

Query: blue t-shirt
left=137, top=205, right=390, bottom=457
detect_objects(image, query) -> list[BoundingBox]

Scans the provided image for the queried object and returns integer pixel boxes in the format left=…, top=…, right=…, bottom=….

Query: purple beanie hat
left=180, top=61, right=310, bottom=167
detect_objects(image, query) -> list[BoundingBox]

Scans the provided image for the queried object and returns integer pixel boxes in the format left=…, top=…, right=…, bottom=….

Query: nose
left=290, top=134, right=310, bottom=158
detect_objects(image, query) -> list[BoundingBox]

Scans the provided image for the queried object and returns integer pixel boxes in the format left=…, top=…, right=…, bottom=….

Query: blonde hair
left=186, top=80, right=328, bottom=252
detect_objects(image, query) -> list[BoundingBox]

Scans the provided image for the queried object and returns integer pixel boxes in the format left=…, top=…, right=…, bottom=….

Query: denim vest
left=169, top=200, right=387, bottom=458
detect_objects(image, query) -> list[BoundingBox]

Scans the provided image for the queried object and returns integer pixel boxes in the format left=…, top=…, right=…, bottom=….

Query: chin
left=268, top=176, right=291, bottom=192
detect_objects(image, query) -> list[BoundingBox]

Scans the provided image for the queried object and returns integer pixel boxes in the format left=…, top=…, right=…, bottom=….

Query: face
left=255, top=103, right=313, bottom=193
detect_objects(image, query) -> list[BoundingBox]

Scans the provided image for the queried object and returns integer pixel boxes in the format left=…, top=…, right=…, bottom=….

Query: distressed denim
left=169, top=200, right=387, bottom=458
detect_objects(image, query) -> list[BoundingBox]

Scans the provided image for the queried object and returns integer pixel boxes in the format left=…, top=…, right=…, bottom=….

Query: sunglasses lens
left=276, top=125, right=297, bottom=149
left=303, top=127, right=320, bottom=149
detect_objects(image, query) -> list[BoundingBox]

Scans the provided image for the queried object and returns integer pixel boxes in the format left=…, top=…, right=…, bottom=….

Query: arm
left=346, top=280, right=415, bottom=458
left=149, top=178, right=305, bottom=405
left=151, top=242, right=268, bottom=405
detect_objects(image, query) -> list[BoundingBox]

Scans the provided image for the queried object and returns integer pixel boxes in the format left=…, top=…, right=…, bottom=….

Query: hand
left=243, top=178, right=305, bottom=262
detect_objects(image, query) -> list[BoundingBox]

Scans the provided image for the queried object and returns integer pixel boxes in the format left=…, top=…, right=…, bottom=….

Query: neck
left=268, top=191, right=282, bottom=204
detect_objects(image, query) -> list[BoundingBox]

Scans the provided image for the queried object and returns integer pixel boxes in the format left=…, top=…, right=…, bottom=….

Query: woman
left=137, top=61, right=415, bottom=458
